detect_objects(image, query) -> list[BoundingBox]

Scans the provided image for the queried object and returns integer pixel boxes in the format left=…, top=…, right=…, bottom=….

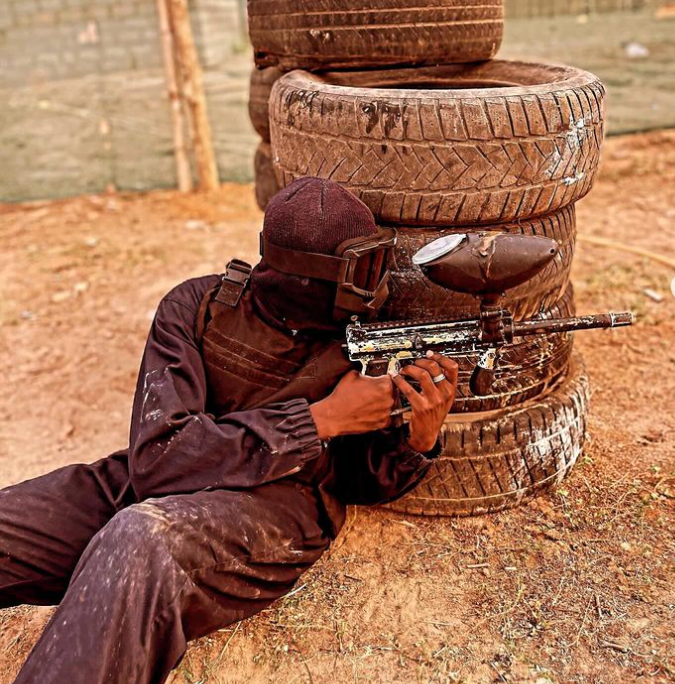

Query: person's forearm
left=130, top=400, right=322, bottom=499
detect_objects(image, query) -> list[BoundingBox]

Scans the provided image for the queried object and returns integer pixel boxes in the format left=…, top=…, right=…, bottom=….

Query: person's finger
left=414, top=358, right=443, bottom=381
left=415, top=357, right=451, bottom=397
left=401, top=364, right=437, bottom=397
left=355, top=372, right=393, bottom=389
left=422, top=353, right=458, bottom=403
left=372, top=374, right=395, bottom=391
left=427, top=352, right=459, bottom=386
left=391, top=372, right=423, bottom=409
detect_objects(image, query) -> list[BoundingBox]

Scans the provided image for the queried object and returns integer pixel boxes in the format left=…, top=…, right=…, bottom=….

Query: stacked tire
left=248, top=1, right=606, bottom=516
left=249, top=67, right=283, bottom=209
left=247, top=0, right=504, bottom=210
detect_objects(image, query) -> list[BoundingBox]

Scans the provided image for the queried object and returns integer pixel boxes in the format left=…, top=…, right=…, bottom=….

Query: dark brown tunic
left=1, top=274, right=435, bottom=684
left=129, top=275, right=434, bottom=532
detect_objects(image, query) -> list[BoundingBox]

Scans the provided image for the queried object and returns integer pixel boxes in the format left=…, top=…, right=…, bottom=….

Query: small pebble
left=643, top=288, right=663, bottom=303
left=185, top=219, right=208, bottom=231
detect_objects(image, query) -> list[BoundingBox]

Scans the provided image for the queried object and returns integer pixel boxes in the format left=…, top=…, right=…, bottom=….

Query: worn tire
left=270, top=61, right=605, bottom=225
left=248, top=0, right=503, bottom=71
left=249, top=67, right=283, bottom=143
left=254, top=143, right=281, bottom=211
left=383, top=205, right=576, bottom=322
left=449, top=286, right=575, bottom=413
left=385, top=353, right=589, bottom=516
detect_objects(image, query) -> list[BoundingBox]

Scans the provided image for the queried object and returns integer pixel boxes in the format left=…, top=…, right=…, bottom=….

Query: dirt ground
left=1, top=131, right=674, bottom=683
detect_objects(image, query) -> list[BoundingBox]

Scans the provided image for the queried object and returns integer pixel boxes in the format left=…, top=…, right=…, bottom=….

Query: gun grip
left=358, top=359, right=406, bottom=427
left=470, top=349, right=498, bottom=397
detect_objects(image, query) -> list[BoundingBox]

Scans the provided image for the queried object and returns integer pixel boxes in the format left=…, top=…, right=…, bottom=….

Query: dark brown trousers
left=0, top=452, right=331, bottom=684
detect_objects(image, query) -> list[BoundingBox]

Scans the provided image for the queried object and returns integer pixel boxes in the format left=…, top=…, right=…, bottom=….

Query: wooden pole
left=166, top=0, right=220, bottom=192
left=156, top=0, right=193, bottom=192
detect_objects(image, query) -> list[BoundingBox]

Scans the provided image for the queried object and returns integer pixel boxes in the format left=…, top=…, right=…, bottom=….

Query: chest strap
left=215, top=259, right=252, bottom=308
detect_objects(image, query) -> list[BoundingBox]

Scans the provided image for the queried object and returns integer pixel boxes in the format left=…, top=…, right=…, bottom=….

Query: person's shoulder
left=161, top=274, right=221, bottom=316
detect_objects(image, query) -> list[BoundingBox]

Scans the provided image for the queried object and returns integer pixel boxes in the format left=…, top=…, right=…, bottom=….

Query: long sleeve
left=128, top=277, right=323, bottom=500
left=330, top=428, right=441, bottom=506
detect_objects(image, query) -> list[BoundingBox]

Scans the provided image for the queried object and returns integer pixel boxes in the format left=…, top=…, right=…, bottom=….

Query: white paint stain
left=140, top=369, right=161, bottom=421
left=547, top=116, right=587, bottom=181
left=546, top=147, right=563, bottom=179
left=567, top=115, right=587, bottom=150
left=562, top=171, right=586, bottom=186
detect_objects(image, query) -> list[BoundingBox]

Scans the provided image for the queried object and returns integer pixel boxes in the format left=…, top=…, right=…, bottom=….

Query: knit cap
left=251, top=177, right=378, bottom=331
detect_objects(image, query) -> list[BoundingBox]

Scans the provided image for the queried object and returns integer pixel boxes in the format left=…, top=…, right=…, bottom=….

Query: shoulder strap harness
left=215, top=258, right=252, bottom=308
left=194, top=259, right=252, bottom=345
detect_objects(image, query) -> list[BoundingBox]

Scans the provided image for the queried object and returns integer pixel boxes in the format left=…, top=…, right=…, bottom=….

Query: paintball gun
left=346, top=233, right=634, bottom=402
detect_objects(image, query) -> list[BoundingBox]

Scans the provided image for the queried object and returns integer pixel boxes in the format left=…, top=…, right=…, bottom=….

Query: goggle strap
left=261, top=236, right=347, bottom=283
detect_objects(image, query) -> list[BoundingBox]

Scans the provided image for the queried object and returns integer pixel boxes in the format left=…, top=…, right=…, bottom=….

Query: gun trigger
left=470, top=348, right=499, bottom=397
left=481, top=348, right=497, bottom=370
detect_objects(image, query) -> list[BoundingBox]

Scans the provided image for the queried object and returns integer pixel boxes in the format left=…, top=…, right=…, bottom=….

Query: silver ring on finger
left=432, top=373, right=446, bottom=384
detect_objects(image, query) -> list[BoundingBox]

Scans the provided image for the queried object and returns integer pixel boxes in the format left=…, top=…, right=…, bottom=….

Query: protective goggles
left=259, top=227, right=396, bottom=320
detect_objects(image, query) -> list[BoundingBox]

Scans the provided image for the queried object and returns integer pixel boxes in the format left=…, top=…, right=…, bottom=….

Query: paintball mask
left=259, top=227, right=396, bottom=321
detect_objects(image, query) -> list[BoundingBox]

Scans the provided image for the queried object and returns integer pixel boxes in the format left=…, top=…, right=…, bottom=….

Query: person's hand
left=310, top=370, right=395, bottom=439
left=391, top=352, right=459, bottom=453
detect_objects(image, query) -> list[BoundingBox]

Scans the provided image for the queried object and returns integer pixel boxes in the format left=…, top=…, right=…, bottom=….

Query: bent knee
left=102, top=502, right=178, bottom=547
left=90, top=502, right=183, bottom=567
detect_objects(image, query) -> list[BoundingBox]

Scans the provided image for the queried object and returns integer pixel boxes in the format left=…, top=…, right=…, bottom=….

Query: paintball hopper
left=414, top=232, right=558, bottom=299
left=413, top=232, right=560, bottom=395
left=411, top=232, right=633, bottom=396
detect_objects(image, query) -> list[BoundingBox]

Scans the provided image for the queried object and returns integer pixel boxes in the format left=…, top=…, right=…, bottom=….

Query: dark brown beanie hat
left=251, top=177, right=378, bottom=331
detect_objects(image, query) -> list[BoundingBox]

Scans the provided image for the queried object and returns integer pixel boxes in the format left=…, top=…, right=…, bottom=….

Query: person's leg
left=14, top=479, right=331, bottom=684
left=0, top=450, right=134, bottom=607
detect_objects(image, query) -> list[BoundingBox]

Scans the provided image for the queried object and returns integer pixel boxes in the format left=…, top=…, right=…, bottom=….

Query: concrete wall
left=0, top=0, right=245, bottom=87
left=3, top=0, right=674, bottom=202
left=192, top=0, right=245, bottom=67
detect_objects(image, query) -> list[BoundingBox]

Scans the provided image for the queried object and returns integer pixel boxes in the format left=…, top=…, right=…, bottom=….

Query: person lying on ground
left=0, top=176, right=458, bottom=684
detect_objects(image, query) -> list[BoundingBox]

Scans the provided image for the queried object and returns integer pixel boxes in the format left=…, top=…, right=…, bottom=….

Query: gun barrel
left=512, top=312, right=634, bottom=337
